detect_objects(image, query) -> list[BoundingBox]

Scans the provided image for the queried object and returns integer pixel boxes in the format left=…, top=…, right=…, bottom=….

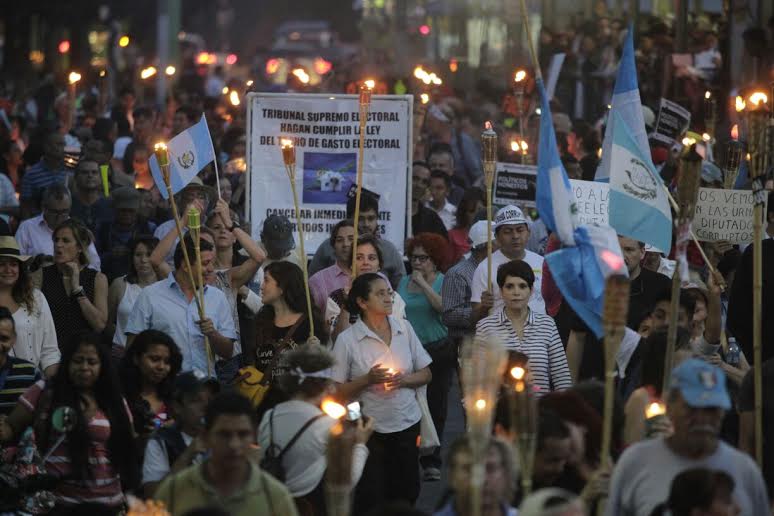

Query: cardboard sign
left=493, top=163, right=537, bottom=207
left=692, top=188, right=769, bottom=243
left=569, top=179, right=610, bottom=225
left=651, top=98, right=691, bottom=146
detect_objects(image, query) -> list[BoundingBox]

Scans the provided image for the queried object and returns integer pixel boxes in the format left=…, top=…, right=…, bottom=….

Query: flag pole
left=519, top=0, right=543, bottom=80
left=188, top=207, right=213, bottom=376
left=351, top=81, right=374, bottom=279
left=201, top=113, right=223, bottom=199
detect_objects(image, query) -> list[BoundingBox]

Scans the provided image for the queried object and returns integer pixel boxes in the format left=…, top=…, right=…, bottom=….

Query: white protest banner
left=651, top=98, right=691, bottom=146
left=692, top=187, right=768, bottom=244
left=493, top=163, right=537, bottom=207
left=246, top=93, right=412, bottom=254
left=569, top=179, right=610, bottom=225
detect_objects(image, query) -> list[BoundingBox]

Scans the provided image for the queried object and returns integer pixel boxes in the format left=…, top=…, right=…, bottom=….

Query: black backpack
left=260, top=410, right=324, bottom=482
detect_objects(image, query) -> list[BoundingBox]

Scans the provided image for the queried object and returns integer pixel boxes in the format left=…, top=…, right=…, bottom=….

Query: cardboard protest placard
left=246, top=93, right=412, bottom=253
left=493, top=163, right=537, bottom=207
left=692, top=187, right=769, bottom=244
left=651, top=98, right=691, bottom=146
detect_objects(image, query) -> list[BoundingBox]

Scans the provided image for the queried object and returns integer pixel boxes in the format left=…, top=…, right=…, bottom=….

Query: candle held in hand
left=645, top=402, right=666, bottom=419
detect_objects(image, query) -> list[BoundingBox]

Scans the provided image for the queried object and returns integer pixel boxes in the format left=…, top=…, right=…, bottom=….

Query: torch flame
left=475, top=399, right=487, bottom=410
left=731, top=124, right=739, bottom=140
left=748, top=91, right=768, bottom=107
left=420, top=93, right=429, bottom=104
left=520, top=141, right=529, bottom=152
left=510, top=140, right=519, bottom=152
left=682, top=137, right=696, bottom=147
left=413, top=66, right=425, bottom=79
left=514, top=69, right=527, bottom=83
left=704, top=90, right=711, bottom=99
left=645, top=402, right=666, bottom=419
left=702, top=133, right=711, bottom=142
left=292, top=68, right=310, bottom=84
left=510, top=366, right=526, bottom=380
left=229, top=90, right=240, bottom=106
left=280, top=138, right=294, bottom=149
left=735, top=96, right=746, bottom=112
left=68, top=71, right=82, bottom=84
left=322, top=399, right=347, bottom=420
left=364, top=79, right=375, bottom=90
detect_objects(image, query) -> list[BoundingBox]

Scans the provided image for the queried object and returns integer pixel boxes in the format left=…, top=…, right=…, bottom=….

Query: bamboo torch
left=662, top=145, right=702, bottom=394
left=351, top=80, right=374, bottom=279
left=508, top=365, right=538, bottom=497
left=460, top=335, right=507, bottom=516
left=323, top=399, right=355, bottom=516
left=280, top=138, right=315, bottom=341
left=724, top=127, right=743, bottom=190
left=746, top=93, right=768, bottom=467
left=703, top=90, right=717, bottom=159
left=413, top=92, right=430, bottom=153
left=481, top=122, right=498, bottom=293
left=188, top=207, right=213, bottom=376
left=596, top=275, right=630, bottom=515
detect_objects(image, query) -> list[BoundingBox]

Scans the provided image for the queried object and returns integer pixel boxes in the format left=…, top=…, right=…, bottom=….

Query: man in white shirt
left=427, top=170, right=457, bottom=231
left=471, top=204, right=545, bottom=314
left=126, top=235, right=238, bottom=377
left=16, top=183, right=101, bottom=270
left=606, top=359, right=770, bottom=516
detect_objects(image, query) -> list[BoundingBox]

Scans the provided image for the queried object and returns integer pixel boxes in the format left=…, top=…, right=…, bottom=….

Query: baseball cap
left=261, top=214, right=296, bottom=254
left=174, top=371, right=219, bottom=400
left=494, top=205, right=528, bottom=229
left=642, top=105, right=656, bottom=131
left=468, top=220, right=494, bottom=249
left=670, top=358, right=731, bottom=410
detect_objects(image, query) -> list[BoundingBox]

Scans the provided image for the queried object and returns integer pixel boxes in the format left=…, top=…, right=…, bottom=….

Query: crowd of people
left=0, top=5, right=771, bottom=516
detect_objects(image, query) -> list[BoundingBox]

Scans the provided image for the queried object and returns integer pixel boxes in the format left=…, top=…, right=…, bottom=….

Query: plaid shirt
left=441, top=255, right=478, bottom=338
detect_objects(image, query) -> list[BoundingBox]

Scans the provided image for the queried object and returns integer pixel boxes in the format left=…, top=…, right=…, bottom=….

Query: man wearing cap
left=16, top=183, right=102, bottom=271
left=606, top=359, right=770, bottom=516
left=70, top=159, right=113, bottom=236
left=470, top=205, right=545, bottom=314
left=97, top=186, right=156, bottom=281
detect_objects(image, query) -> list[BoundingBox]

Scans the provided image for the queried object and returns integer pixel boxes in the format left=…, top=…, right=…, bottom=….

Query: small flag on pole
left=149, top=114, right=215, bottom=199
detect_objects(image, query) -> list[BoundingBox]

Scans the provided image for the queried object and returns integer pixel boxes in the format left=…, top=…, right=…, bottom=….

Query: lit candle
left=475, top=398, right=487, bottom=410
left=731, top=124, right=739, bottom=140
left=645, top=401, right=666, bottom=419
left=510, top=366, right=526, bottom=381
left=481, top=121, right=498, bottom=164
left=748, top=91, right=768, bottom=107
left=510, top=140, right=519, bottom=153
left=514, top=69, right=527, bottom=83
left=420, top=93, right=429, bottom=105
left=735, top=96, right=746, bottom=113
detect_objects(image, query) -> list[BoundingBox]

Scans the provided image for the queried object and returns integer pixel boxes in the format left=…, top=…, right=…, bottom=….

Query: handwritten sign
left=569, top=180, right=610, bottom=225
left=692, top=188, right=768, bottom=243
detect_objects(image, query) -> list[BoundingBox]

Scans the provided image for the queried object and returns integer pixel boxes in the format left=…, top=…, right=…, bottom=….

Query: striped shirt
left=475, top=308, right=572, bottom=396
left=0, top=357, right=40, bottom=415
left=20, top=380, right=131, bottom=507
left=441, top=255, right=479, bottom=338
left=19, top=160, right=69, bottom=209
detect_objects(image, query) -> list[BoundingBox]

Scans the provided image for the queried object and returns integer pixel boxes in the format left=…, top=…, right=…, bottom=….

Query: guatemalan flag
left=595, top=24, right=651, bottom=182
left=536, top=78, right=627, bottom=338
left=150, top=114, right=216, bottom=199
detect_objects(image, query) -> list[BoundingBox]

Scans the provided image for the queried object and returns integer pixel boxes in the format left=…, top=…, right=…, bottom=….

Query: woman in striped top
left=0, top=332, right=139, bottom=513
left=476, top=260, right=572, bottom=396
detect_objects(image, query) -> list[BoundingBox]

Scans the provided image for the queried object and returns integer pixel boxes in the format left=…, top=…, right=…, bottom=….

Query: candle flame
left=280, top=138, right=294, bottom=148
left=521, top=141, right=529, bottom=152
left=702, top=133, right=711, bottom=142
left=364, top=79, right=375, bottom=90
left=535, top=107, right=542, bottom=115
left=510, top=140, right=519, bottom=152
left=322, top=399, right=347, bottom=420
left=735, top=96, right=746, bottom=112
left=597, top=148, right=602, bottom=158
left=514, top=69, right=527, bottom=83
left=154, top=142, right=167, bottom=152
left=515, top=381, right=526, bottom=393
left=413, top=66, right=425, bottom=79
left=475, top=399, right=487, bottom=410
left=140, top=67, right=156, bottom=80
left=748, top=91, right=768, bottom=107
left=246, top=79, right=254, bottom=87
left=704, top=90, right=711, bottom=99
left=292, top=68, right=310, bottom=84
left=229, top=90, right=240, bottom=106
left=420, top=93, right=429, bottom=104
left=645, top=402, right=666, bottom=419
left=682, top=137, right=696, bottom=147
left=746, top=152, right=751, bottom=161
left=731, top=124, right=739, bottom=140
left=68, top=71, right=82, bottom=84
left=510, top=366, right=526, bottom=380
left=165, top=65, right=176, bottom=76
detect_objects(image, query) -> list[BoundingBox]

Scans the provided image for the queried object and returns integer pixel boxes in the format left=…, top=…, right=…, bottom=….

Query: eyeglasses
left=410, top=254, right=430, bottom=263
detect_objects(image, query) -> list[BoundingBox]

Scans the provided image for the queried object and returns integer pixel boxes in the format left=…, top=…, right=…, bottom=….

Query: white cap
left=494, top=205, right=528, bottom=229
left=468, top=220, right=494, bottom=249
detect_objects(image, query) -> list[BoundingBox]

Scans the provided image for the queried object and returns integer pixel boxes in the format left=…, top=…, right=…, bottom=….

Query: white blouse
left=11, top=289, right=60, bottom=371
left=113, top=280, right=143, bottom=346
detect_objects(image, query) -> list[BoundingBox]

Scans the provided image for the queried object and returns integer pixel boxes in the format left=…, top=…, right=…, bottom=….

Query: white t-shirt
left=470, top=249, right=545, bottom=313
left=606, top=438, right=770, bottom=516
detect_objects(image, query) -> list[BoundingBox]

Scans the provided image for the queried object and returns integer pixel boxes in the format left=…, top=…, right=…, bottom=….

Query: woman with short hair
left=476, top=260, right=571, bottom=395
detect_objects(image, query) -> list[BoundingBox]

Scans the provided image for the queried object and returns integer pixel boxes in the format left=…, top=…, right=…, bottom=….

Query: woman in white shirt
left=331, top=272, right=432, bottom=513
left=108, top=236, right=160, bottom=355
left=258, top=344, right=373, bottom=515
left=0, top=236, right=59, bottom=377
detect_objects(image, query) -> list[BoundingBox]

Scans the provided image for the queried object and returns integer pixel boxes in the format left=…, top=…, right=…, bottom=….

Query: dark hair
left=173, top=234, right=214, bottom=270
left=0, top=306, right=14, bottom=330
left=650, top=468, right=736, bottom=516
left=40, top=332, right=139, bottom=489
left=42, top=183, right=71, bottom=206
left=346, top=193, right=379, bottom=218
left=429, top=169, right=451, bottom=187
left=355, top=234, right=383, bottom=270
left=455, top=187, right=485, bottom=229
left=1, top=253, right=35, bottom=312
left=412, top=160, right=430, bottom=170
left=132, top=106, right=154, bottom=121
left=53, top=219, right=93, bottom=266
left=120, top=330, right=182, bottom=419
left=346, top=272, right=386, bottom=317
left=329, top=219, right=354, bottom=247
left=571, top=380, right=625, bottom=459
left=125, top=236, right=159, bottom=284
left=277, top=344, right=335, bottom=397
left=427, top=143, right=454, bottom=163
left=175, top=105, right=199, bottom=124
left=407, top=232, right=449, bottom=272
left=768, top=192, right=774, bottom=216
left=497, top=259, right=535, bottom=289
left=640, top=327, right=690, bottom=397
left=204, top=392, right=257, bottom=430
left=538, top=408, right=571, bottom=451
left=540, top=391, right=602, bottom=466
left=123, top=142, right=149, bottom=175
left=654, top=288, right=696, bottom=317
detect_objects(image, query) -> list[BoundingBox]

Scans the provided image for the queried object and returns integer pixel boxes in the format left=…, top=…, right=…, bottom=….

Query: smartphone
left=346, top=401, right=362, bottom=422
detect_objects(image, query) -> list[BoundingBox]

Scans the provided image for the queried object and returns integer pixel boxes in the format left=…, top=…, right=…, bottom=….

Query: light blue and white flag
left=536, top=78, right=627, bottom=338
left=595, top=24, right=651, bottom=182
left=609, top=111, right=673, bottom=252
left=150, top=114, right=215, bottom=199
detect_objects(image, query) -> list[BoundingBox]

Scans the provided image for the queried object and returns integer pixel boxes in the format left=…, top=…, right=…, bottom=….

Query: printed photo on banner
left=246, top=93, right=412, bottom=254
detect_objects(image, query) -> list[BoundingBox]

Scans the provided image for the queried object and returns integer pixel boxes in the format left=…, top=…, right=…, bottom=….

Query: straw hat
left=0, top=236, right=31, bottom=262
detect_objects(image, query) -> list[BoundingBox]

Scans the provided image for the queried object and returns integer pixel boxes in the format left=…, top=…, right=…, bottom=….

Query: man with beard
left=606, top=359, right=769, bottom=516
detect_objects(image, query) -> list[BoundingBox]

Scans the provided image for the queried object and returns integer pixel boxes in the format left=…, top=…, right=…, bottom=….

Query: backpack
left=259, top=410, right=324, bottom=482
